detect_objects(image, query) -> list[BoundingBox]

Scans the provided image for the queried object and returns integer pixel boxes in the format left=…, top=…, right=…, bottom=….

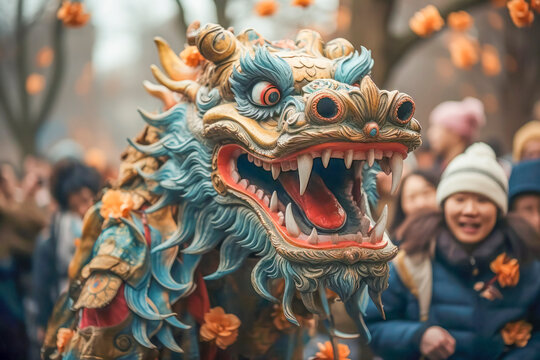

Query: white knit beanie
left=436, top=143, right=508, bottom=214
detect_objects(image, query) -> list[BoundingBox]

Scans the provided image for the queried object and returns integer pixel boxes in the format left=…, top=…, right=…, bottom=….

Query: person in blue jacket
left=365, top=143, right=540, bottom=360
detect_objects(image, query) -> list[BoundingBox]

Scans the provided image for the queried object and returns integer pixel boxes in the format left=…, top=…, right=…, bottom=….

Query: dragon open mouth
left=217, top=143, right=406, bottom=250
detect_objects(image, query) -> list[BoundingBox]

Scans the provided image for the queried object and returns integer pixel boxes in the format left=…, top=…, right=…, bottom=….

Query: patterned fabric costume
left=42, top=22, right=421, bottom=359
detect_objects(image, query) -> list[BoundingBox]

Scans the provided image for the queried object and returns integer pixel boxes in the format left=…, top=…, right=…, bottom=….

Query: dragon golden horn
left=153, top=37, right=198, bottom=81
left=187, top=22, right=238, bottom=64
left=142, top=81, right=177, bottom=110
left=150, top=65, right=200, bottom=102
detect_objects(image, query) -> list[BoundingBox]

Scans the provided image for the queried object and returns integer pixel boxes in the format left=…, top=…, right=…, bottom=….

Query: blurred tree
left=0, top=0, right=66, bottom=157
left=339, top=0, right=540, bottom=148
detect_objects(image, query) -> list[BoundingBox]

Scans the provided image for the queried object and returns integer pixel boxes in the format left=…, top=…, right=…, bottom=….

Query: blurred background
left=1, top=0, right=539, bottom=168
left=0, top=1, right=540, bottom=359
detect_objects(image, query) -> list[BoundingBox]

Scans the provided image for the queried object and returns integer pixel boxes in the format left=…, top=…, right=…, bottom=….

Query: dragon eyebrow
left=230, top=46, right=295, bottom=121
left=333, top=46, right=374, bottom=85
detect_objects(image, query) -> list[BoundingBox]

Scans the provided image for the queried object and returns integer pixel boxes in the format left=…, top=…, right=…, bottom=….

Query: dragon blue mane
left=119, top=95, right=381, bottom=351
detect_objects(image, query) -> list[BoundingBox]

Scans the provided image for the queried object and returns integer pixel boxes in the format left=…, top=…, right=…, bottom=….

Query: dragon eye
left=251, top=81, right=281, bottom=106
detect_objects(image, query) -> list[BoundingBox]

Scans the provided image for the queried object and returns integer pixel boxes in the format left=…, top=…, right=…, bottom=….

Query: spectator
left=31, top=160, right=102, bottom=344
left=428, top=97, right=485, bottom=172
left=509, top=159, right=540, bottom=234
left=513, top=121, right=540, bottom=162
left=365, top=143, right=540, bottom=360
left=0, top=162, right=47, bottom=360
left=390, top=169, right=439, bottom=242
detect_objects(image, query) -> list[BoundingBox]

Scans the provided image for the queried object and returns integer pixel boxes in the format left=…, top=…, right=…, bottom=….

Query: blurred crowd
left=2, top=96, right=540, bottom=360
left=0, top=143, right=114, bottom=360
left=363, top=97, right=540, bottom=360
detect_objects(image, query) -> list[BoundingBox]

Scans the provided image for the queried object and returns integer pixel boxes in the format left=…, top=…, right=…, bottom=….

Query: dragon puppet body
left=42, top=22, right=421, bottom=360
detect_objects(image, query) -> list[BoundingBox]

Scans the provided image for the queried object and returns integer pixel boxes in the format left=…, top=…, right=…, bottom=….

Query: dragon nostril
left=396, top=100, right=414, bottom=123
left=316, top=97, right=338, bottom=119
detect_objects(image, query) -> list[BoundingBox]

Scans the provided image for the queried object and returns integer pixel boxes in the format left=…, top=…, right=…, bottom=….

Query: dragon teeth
left=307, top=228, right=318, bottom=244
left=270, top=191, right=278, bottom=212
left=285, top=203, right=301, bottom=237
left=239, top=179, right=249, bottom=189
left=367, top=149, right=375, bottom=167
left=390, top=153, right=403, bottom=195
left=297, top=153, right=313, bottom=196
left=322, top=149, right=332, bottom=168
left=370, top=204, right=388, bottom=244
left=271, top=163, right=281, bottom=180
left=344, top=150, right=353, bottom=169
left=277, top=211, right=284, bottom=226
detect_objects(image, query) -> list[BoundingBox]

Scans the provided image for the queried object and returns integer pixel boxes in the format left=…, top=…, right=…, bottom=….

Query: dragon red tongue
left=279, top=171, right=346, bottom=230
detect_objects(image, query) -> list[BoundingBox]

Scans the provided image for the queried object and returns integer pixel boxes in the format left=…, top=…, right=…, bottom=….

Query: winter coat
left=365, top=227, right=540, bottom=360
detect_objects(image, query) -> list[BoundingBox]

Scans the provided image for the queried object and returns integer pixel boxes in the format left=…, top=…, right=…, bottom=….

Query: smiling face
left=444, top=192, right=498, bottom=244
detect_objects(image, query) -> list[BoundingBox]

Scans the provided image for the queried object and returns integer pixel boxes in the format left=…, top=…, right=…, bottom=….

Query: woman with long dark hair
left=365, top=143, right=540, bottom=360
left=390, top=169, right=439, bottom=241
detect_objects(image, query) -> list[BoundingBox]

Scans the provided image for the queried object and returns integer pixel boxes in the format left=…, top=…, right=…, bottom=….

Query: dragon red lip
left=216, top=142, right=406, bottom=250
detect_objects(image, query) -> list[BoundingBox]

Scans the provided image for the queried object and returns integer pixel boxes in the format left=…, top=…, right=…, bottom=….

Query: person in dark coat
left=508, top=158, right=540, bottom=234
left=365, top=143, right=540, bottom=360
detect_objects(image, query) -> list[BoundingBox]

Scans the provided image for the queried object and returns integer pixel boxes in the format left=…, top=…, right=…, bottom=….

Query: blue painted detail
left=196, top=87, right=221, bottom=116
left=302, top=79, right=355, bottom=94
left=333, top=47, right=374, bottom=85
left=230, top=46, right=295, bottom=120
left=369, top=128, right=377, bottom=137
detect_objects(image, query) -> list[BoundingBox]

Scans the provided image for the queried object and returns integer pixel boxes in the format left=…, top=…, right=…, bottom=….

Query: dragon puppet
left=42, top=22, right=421, bottom=360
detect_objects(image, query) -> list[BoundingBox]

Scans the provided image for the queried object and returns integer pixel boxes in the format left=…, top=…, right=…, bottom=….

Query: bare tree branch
left=0, top=66, right=18, bottom=133
left=34, top=14, right=64, bottom=133
left=174, top=0, right=187, bottom=34
left=15, top=0, right=29, bottom=127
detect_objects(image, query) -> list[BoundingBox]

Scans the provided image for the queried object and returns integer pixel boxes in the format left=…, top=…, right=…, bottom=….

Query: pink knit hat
left=429, top=97, right=486, bottom=142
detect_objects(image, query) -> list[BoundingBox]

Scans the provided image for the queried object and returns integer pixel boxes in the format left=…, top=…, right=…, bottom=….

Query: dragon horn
left=186, top=21, right=238, bottom=64
left=153, top=37, right=198, bottom=81
left=151, top=65, right=200, bottom=103
left=142, top=81, right=177, bottom=110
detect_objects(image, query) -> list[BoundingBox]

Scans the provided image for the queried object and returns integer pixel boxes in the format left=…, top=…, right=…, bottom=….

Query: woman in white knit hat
left=365, top=143, right=540, bottom=360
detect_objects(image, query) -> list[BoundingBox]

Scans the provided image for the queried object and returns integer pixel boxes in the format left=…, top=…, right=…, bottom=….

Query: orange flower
left=501, top=320, right=532, bottom=347
left=531, top=0, right=540, bottom=13
left=57, top=1, right=90, bottom=28
left=56, top=328, right=74, bottom=353
left=409, top=5, right=445, bottom=37
left=313, top=341, right=351, bottom=360
left=200, top=307, right=241, bottom=350
left=482, top=44, right=501, bottom=76
left=448, top=35, right=479, bottom=69
left=26, top=73, right=45, bottom=95
left=36, top=47, right=54, bottom=68
left=292, top=0, right=313, bottom=8
left=448, top=11, right=474, bottom=31
left=255, top=0, right=278, bottom=16
left=179, top=46, right=205, bottom=68
left=100, top=189, right=134, bottom=219
left=507, top=0, right=534, bottom=27
left=490, top=253, right=520, bottom=287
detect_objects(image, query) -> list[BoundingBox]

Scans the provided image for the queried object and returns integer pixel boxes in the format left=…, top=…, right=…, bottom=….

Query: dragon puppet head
left=114, top=22, right=420, bottom=350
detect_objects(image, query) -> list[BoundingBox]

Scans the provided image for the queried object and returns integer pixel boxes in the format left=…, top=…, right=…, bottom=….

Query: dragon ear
left=187, top=21, right=239, bottom=64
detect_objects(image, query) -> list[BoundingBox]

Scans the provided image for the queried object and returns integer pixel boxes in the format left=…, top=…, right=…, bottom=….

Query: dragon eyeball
left=251, top=81, right=281, bottom=106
